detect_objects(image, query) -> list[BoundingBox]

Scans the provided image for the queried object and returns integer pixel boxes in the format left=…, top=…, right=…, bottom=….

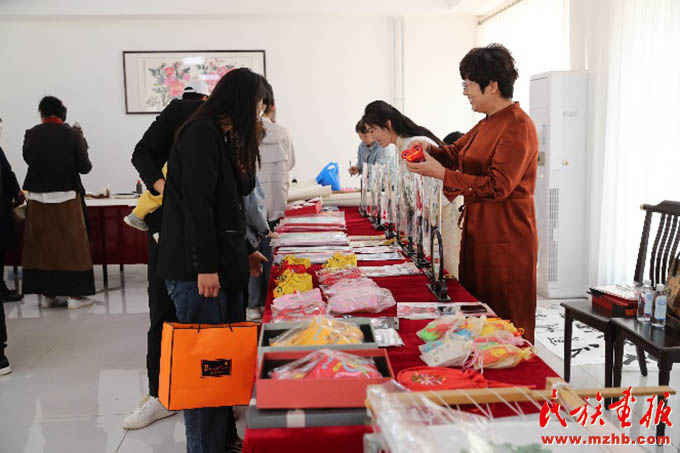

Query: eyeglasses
left=461, top=81, right=476, bottom=90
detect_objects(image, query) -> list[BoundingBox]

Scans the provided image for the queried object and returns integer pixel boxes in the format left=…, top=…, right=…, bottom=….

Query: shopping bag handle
left=192, top=291, right=234, bottom=333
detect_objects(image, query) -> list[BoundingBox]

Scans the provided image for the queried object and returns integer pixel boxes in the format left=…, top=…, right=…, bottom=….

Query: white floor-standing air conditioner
left=530, top=71, right=587, bottom=298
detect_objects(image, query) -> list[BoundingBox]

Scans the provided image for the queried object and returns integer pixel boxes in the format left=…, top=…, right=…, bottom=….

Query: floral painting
left=123, top=51, right=266, bottom=113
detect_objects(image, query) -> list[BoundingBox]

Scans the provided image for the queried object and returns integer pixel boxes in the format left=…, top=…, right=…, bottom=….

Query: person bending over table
left=405, top=44, right=539, bottom=343
left=361, top=100, right=464, bottom=276
left=156, top=68, right=268, bottom=453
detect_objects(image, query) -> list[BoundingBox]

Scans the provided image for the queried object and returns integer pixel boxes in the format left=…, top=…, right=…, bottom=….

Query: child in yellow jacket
left=123, top=163, right=166, bottom=231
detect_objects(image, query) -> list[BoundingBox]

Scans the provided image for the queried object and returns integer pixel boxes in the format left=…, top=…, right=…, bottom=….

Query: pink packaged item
left=271, top=289, right=326, bottom=322
left=269, top=349, right=382, bottom=380
left=325, top=279, right=396, bottom=314
left=316, top=266, right=363, bottom=288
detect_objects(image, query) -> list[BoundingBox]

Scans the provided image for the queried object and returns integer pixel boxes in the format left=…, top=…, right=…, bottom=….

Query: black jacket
left=22, top=122, right=91, bottom=193
left=156, top=118, right=255, bottom=289
left=0, top=145, right=22, bottom=248
left=131, top=98, right=202, bottom=232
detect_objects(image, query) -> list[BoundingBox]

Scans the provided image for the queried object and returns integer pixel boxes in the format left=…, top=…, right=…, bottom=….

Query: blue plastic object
left=315, top=162, right=341, bottom=191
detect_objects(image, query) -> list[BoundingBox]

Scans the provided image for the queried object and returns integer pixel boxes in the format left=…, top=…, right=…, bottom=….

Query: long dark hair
left=177, top=68, right=267, bottom=176
left=361, top=100, right=443, bottom=146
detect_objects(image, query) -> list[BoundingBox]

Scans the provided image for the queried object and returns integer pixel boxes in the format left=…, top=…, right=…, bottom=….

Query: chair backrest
left=634, top=200, right=680, bottom=286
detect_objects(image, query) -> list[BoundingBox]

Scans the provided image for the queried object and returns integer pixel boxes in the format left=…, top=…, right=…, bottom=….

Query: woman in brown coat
left=406, top=44, right=539, bottom=343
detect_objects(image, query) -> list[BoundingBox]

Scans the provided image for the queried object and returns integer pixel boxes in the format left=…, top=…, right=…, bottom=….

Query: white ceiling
left=0, top=0, right=503, bottom=17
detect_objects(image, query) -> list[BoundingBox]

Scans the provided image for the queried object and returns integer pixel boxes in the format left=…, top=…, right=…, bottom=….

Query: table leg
left=564, top=310, right=573, bottom=382
left=635, top=345, right=647, bottom=376
left=613, top=326, right=624, bottom=389
left=604, top=323, right=613, bottom=407
left=655, top=359, right=672, bottom=440
left=13, top=265, right=19, bottom=292
left=119, top=264, right=124, bottom=273
left=102, top=264, right=108, bottom=288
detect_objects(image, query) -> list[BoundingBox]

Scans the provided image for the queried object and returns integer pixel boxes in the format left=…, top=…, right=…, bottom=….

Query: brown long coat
left=430, top=103, right=539, bottom=343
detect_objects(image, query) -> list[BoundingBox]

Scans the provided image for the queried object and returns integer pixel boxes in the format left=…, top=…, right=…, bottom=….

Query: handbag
left=158, top=317, right=258, bottom=410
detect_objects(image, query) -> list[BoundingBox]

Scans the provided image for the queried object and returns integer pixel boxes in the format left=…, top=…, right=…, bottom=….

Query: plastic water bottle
left=642, top=280, right=654, bottom=322
left=651, top=284, right=667, bottom=328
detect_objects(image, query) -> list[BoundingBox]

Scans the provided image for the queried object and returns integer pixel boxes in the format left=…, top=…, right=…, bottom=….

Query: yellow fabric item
left=282, top=255, right=311, bottom=269
left=270, top=316, right=364, bottom=347
left=480, top=318, right=521, bottom=337
left=273, top=270, right=313, bottom=298
left=323, top=253, right=358, bottom=269
left=131, top=163, right=168, bottom=219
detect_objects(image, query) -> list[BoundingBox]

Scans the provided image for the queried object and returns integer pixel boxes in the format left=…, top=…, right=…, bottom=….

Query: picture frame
left=123, top=50, right=266, bottom=114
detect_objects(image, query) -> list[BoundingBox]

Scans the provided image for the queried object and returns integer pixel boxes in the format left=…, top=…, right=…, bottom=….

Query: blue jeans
left=165, top=280, right=244, bottom=453
left=247, top=236, right=272, bottom=309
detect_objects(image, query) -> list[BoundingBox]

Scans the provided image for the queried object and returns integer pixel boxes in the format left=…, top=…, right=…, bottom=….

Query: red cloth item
left=401, top=143, right=425, bottom=162
left=397, top=366, right=513, bottom=391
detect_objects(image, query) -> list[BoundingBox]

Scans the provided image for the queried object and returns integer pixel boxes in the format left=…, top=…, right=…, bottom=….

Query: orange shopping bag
left=158, top=321, right=258, bottom=410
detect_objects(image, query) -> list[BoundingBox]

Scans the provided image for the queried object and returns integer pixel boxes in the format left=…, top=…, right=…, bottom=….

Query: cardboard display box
left=256, top=348, right=393, bottom=409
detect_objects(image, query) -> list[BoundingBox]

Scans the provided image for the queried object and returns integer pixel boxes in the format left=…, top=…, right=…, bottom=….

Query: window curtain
left=586, top=0, right=680, bottom=285
left=477, top=0, right=570, bottom=110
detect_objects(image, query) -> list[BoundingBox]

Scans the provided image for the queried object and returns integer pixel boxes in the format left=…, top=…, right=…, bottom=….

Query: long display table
left=243, top=207, right=558, bottom=453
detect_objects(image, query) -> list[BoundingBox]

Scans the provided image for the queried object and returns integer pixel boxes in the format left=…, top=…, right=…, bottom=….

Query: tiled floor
left=1, top=268, right=678, bottom=452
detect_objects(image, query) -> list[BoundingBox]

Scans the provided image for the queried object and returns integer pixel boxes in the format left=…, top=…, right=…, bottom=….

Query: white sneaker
left=123, top=395, right=177, bottom=430
left=67, top=297, right=94, bottom=309
left=123, top=213, right=149, bottom=231
left=246, top=307, right=262, bottom=321
left=40, top=297, right=67, bottom=308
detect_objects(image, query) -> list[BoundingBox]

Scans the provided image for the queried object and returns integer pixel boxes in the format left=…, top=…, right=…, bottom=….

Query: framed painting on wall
left=123, top=50, right=266, bottom=114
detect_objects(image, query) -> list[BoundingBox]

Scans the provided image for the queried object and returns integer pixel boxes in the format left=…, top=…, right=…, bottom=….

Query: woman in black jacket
left=21, top=96, right=95, bottom=309
left=156, top=68, right=267, bottom=453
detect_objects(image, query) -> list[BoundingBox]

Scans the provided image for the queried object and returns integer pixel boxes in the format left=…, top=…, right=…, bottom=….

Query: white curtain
left=586, top=0, right=680, bottom=285
left=477, top=0, right=570, bottom=110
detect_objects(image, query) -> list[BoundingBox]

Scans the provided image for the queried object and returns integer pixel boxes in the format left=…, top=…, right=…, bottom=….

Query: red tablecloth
left=4, top=204, right=148, bottom=266
left=244, top=207, right=558, bottom=453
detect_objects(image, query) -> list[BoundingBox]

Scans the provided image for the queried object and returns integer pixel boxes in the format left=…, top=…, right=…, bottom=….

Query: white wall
left=403, top=15, right=478, bottom=140
left=0, top=15, right=395, bottom=192
left=0, top=13, right=477, bottom=192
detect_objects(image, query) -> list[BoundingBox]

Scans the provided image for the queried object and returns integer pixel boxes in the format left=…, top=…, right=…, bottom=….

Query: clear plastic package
left=271, top=288, right=326, bottom=322
left=269, top=349, right=382, bottom=380
left=416, top=313, right=466, bottom=342
left=374, top=328, right=405, bottom=348
left=468, top=342, right=534, bottom=370
left=269, top=315, right=364, bottom=346
left=360, top=262, right=421, bottom=277
left=316, top=266, right=363, bottom=288
left=356, top=252, right=405, bottom=261
left=271, top=232, right=349, bottom=247
left=419, top=333, right=473, bottom=367
left=325, top=280, right=397, bottom=314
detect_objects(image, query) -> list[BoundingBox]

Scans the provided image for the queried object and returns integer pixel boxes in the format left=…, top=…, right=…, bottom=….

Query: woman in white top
left=258, top=80, right=295, bottom=224
left=361, top=100, right=463, bottom=276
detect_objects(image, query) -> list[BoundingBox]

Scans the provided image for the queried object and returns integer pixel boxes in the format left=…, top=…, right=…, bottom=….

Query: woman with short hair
left=406, top=44, right=539, bottom=343
left=22, top=96, right=95, bottom=309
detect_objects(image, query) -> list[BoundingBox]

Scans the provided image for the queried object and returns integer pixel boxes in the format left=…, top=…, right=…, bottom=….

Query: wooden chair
left=560, top=201, right=680, bottom=393
left=611, top=200, right=680, bottom=438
